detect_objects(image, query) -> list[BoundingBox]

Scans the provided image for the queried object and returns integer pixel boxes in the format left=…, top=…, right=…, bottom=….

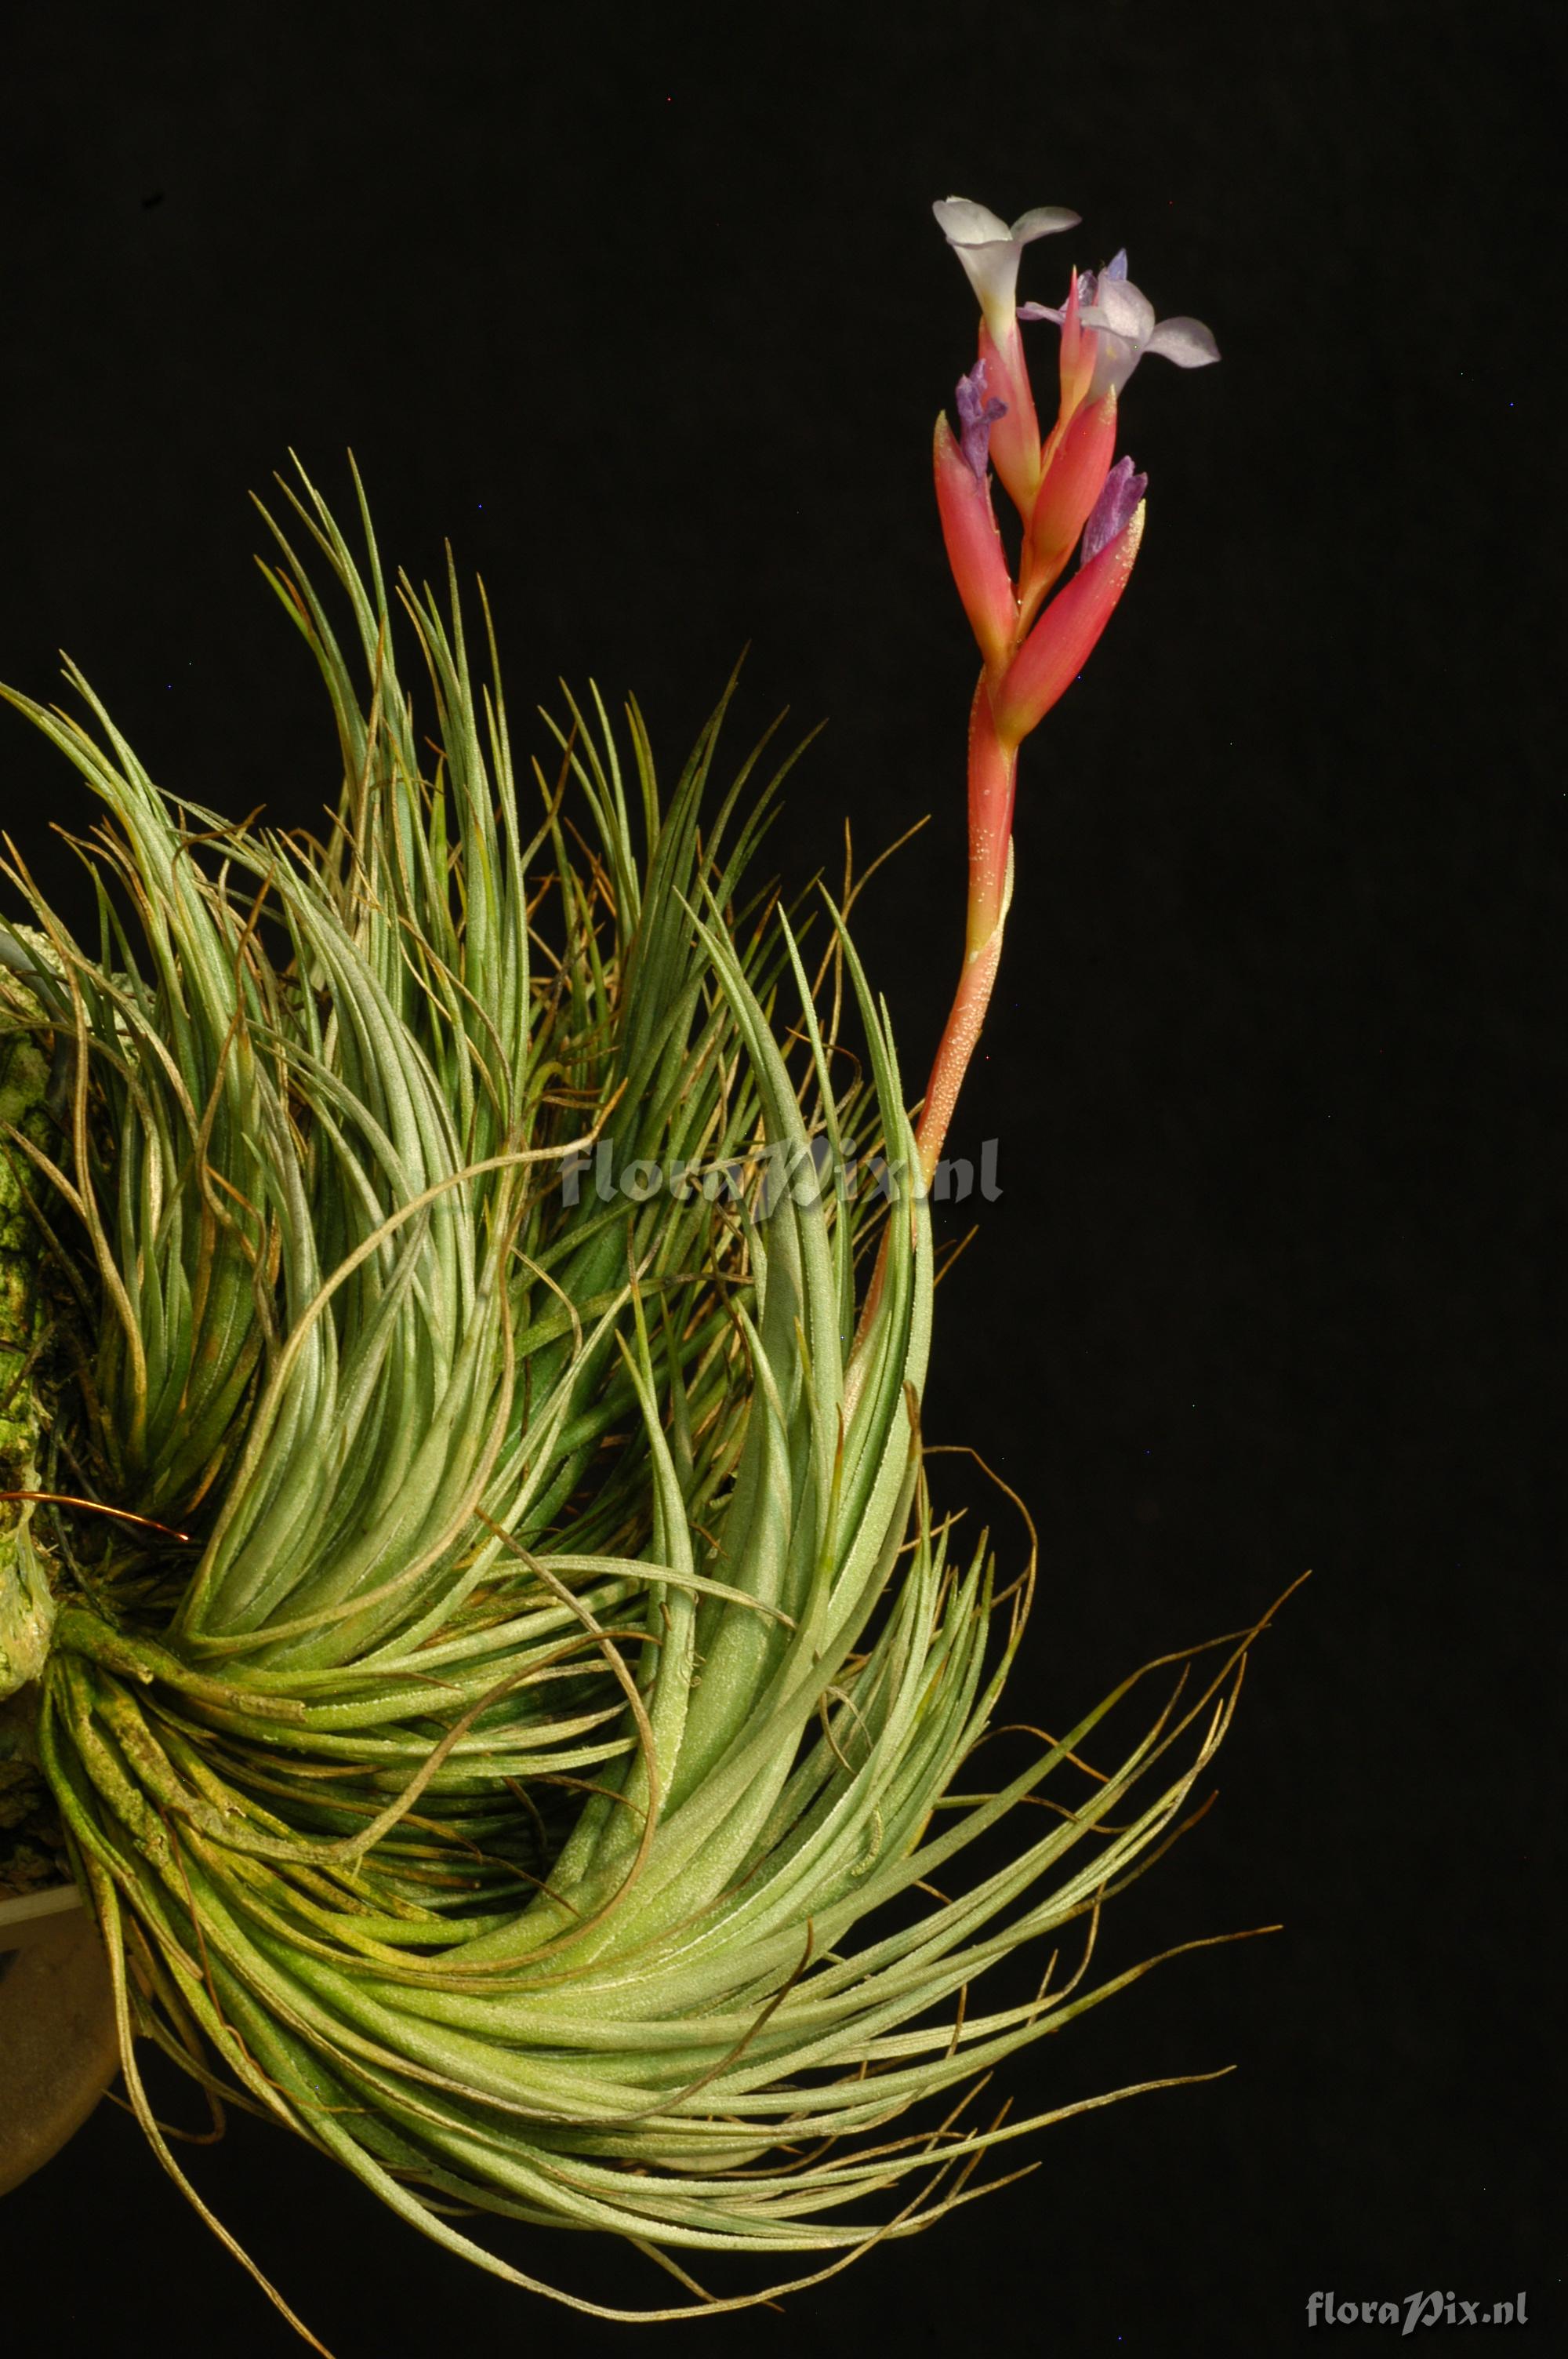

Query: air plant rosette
left=0, top=196, right=1288, bottom=2343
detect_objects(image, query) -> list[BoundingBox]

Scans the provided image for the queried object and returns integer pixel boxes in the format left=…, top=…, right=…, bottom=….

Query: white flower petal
left=947, top=241, right=1025, bottom=325
left=1083, top=276, right=1156, bottom=347
left=1089, top=337, right=1140, bottom=398
left=934, top=196, right=1091, bottom=343
left=933, top=196, right=1014, bottom=247
left=1145, top=315, right=1221, bottom=368
left=1008, top=205, right=1080, bottom=242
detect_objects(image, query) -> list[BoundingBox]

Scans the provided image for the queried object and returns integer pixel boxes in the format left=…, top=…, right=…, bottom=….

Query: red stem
left=915, top=677, right=1016, bottom=1184
left=849, top=680, right=1015, bottom=1382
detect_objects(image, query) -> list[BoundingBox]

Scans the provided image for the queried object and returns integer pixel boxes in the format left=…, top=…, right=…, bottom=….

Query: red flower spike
left=993, top=500, right=1145, bottom=747
left=1024, top=390, right=1118, bottom=613
left=976, top=320, right=1043, bottom=523
left=933, top=415, right=1018, bottom=673
left=918, top=194, right=1217, bottom=1193
left=1055, top=270, right=1097, bottom=425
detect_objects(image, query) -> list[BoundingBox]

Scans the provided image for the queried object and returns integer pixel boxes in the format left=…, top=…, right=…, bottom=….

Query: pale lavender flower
left=1022, top=250, right=1220, bottom=398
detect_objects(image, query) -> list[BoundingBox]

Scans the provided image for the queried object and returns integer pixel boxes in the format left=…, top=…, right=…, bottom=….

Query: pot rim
left=0, top=1880, right=84, bottom=1948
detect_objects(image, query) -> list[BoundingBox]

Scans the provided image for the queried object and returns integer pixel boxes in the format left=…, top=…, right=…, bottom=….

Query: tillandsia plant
left=0, top=198, right=1278, bottom=2346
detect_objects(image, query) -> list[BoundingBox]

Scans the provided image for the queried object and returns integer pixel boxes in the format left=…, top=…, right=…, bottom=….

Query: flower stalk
left=917, top=199, right=1218, bottom=1187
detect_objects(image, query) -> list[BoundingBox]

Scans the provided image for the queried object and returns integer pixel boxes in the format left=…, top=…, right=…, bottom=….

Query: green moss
left=0, top=1690, right=67, bottom=1896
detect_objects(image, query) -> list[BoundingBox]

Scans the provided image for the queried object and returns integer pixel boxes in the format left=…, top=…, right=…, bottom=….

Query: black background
left=0, top=2, right=1559, bottom=2352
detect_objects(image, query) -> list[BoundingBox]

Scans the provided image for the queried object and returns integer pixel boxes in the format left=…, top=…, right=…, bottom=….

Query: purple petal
left=1018, top=300, right=1068, bottom=325
left=1104, top=249, right=1129, bottom=282
left=1082, top=455, right=1147, bottom=563
left=955, top=360, right=1008, bottom=479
